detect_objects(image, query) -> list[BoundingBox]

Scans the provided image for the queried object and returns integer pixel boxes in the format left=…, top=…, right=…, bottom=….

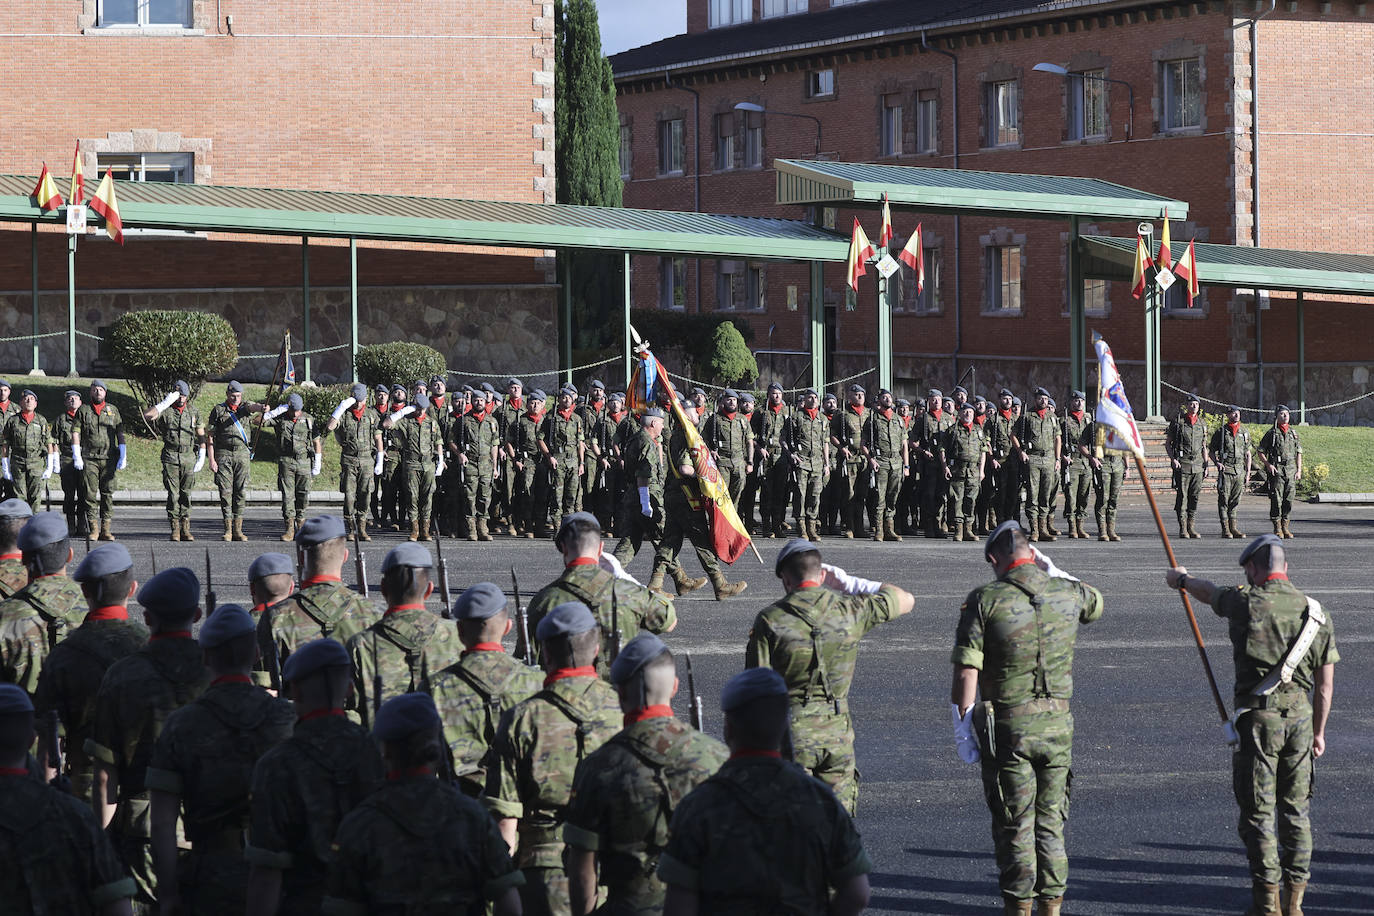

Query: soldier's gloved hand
left=1030, top=545, right=1079, bottom=582
left=391, top=405, right=416, bottom=421
left=72, top=444, right=83, bottom=471
left=819, top=563, right=882, bottom=595
left=116, top=443, right=127, bottom=471
left=374, top=451, right=385, bottom=476
left=263, top=403, right=289, bottom=421
left=598, top=551, right=641, bottom=585
left=952, top=703, right=980, bottom=764
left=1, top=458, right=9, bottom=480
left=331, top=397, right=357, bottom=421
left=155, top=390, right=179, bottom=412
left=639, top=486, right=653, bottom=517
left=435, top=456, right=445, bottom=477
left=312, top=453, right=322, bottom=476
left=192, top=448, right=206, bottom=473
left=41, top=457, right=52, bottom=480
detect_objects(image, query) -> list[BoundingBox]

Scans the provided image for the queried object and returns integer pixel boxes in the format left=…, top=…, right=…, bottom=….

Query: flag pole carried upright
left=1092, top=333, right=1231, bottom=737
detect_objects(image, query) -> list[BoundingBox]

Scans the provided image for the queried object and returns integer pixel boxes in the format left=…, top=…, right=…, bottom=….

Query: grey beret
left=952, top=386, right=968, bottom=395
left=768, top=382, right=783, bottom=392
left=0, top=683, right=34, bottom=715
left=174, top=380, right=190, bottom=396
left=974, top=395, right=987, bottom=404
left=0, top=379, right=8, bottom=389
left=281, top=637, right=351, bottom=682
left=73, top=543, right=133, bottom=583
left=927, top=388, right=943, bottom=399
left=536, top=601, right=597, bottom=640
left=740, top=393, right=755, bottom=404
left=470, top=389, right=488, bottom=402
left=413, top=393, right=430, bottom=411
left=0, top=498, right=32, bottom=519
left=896, top=398, right=910, bottom=408
left=691, top=387, right=706, bottom=398
left=610, top=633, right=669, bottom=686
left=721, top=389, right=739, bottom=399
left=480, top=382, right=497, bottom=395
left=352, top=383, right=368, bottom=402
left=375, top=384, right=389, bottom=395
left=1000, top=388, right=1014, bottom=398
left=1012, top=397, right=1022, bottom=406
left=430, top=375, right=445, bottom=387
left=848, top=384, right=865, bottom=394
left=18, top=389, right=36, bottom=401
left=381, top=542, right=433, bottom=573
left=226, top=380, right=243, bottom=393
left=877, top=387, right=891, bottom=396
left=507, top=378, right=522, bottom=388
left=412, top=379, right=428, bottom=391
left=373, top=692, right=441, bottom=742
left=1185, top=392, right=1200, bottom=403
left=1071, top=389, right=1086, bottom=400
left=530, top=389, right=547, bottom=401
left=1275, top=405, right=1290, bottom=414
left=452, top=582, right=507, bottom=620
left=249, top=552, right=294, bottom=581
left=555, top=512, right=600, bottom=547
left=18, top=512, right=68, bottom=551
left=287, top=393, right=304, bottom=410
left=137, top=567, right=200, bottom=615
left=774, top=537, right=820, bottom=578
left=560, top=384, right=577, bottom=396
left=460, top=385, right=474, bottom=394
left=802, top=388, right=818, bottom=397
left=295, top=515, right=346, bottom=547
left=1034, top=386, right=1051, bottom=397
left=1229, top=404, right=1242, bottom=413
left=391, top=383, right=407, bottom=395
left=89, top=379, right=107, bottom=391
left=642, top=407, right=665, bottom=419
left=1239, top=534, right=1283, bottom=567
left=199, top=604, right=256, bottom=649
left=985, top=520, right=1025, bottom=557
left=721, top=667, right=788, bottom=712
left=823, top=392, right=837, bottom=401
left=64, top=389, right=80, bottom=398
left=590, top=379, right=605, bottom=391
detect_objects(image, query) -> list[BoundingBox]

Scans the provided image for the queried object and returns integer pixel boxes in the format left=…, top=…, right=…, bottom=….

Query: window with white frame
left=915, top=90, right=937, bottom=154
left=619, top=123, right=631, bottom=179
left=97, top=152, right=194, bottom=183
left=762, top=0, right=806, bottom=16
left=98, top=0, right=190, bottom=27
left=880, top=94, right=903, bottom=157
left=807, top=69, right=835, bottom=99
left=709, top=0, right=750, bottom=27
left=986, top=80, right=1020, bottom=146
left=714, top=113, right=736, bottom=171
left=1161, top=58, right=1201, bottom=130
left=743, top=111, right=763, bottom=168
left=658, top=119, right=684, bottom=174
left=1068, top=70, right=1107, bottom=140
left=660, top=257, right=687, bottom=310
left=987, top=245, right=1022, bottom=312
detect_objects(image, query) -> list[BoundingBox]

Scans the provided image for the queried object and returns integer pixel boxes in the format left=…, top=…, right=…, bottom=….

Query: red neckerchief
left=730, top=749, right=781, bottom=760
left=1229, top=422, right=1241, bottom=435
left=803, top=407, right=818, bottom=420
left=770, top=402, right=784, bottom=413
left=1035, top=408, right=1047, bottom=418
left=624, top=704, right=674, bottom=726
left=86, top=605, right=129, bottom=622
left=848, top=404, right=865, bottom=418
left=374, top=404, right=389, bottom=417
left=544, top=665, right=597, bottom=687
left=250, top=603, right=267, bottom=615
left=384, top=602, right=426, bottom=617
left=432, top=395, right=446, bottom=410
left=350, top=406, right=365, bottom=420
left=798, top=579, right=822, bottom=589
left=1071, top=410, right=1083, bottom=422
left=1277, top=423, right=1289, bottom=433
left=999, top=409, right=1012, bottom=419
left=566, top=557, right=599, bottom=568
left=0, top=401, right=9, bottom=412
left=1185, top=414, right=1197, bottom=426
left=92, top=402, right=105, bottom=415
left=0, top=552, right=20, bottom=561
left=303, top=574, right=342, bottom=586
left=722, top=411, right=737, bottom=421
left=415, top=411, right=427, bottom=422
left=929, top=408, right=942, bottom=421
left=879, top=407, right=894, bottom=419
left=1004, top=557, right=1037, bottom=573
left=212, top=674, right=253, bottom=686
left=66, top=409, right=77, bottom=419
left=558, top=406, right=575, bottom=421
left=608, top=409, right=625, bottom=423
left=961, top=421, right=973, bottom=431
left=173, top=403, right=186, bottom=414
left=1262, top=572, right=1290, bottom=583
left=526, top=408, right=545, bottom=423
left=298, top=708, right=345, bottom=722
left=462, top=642, right=505, bottom=657
left=902, top=416, right=913, bottom=429
left=974, top=414, right=986, bottom=426
left=390, top=403, right=405, bottom=413
left=19, top=410, right=34, bottom=423
left=387, top=766, right=433, bottom=781
left=509, top=396, right=524, bottom=411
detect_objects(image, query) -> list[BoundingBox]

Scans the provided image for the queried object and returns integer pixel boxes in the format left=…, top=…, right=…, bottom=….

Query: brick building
left=611, top=0, right=1374, bottom=421
left=0, top=0, right=557, bottom=382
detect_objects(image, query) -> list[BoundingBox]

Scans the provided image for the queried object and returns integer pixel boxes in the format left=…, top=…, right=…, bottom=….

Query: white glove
left=391, top=405, right=416, bottom=421
left=820, top=562, right=882, bottom=596
left=638, top=485, right=652, bottom=517
left=72, top=444, right=83, bottom=471
left=264, top=403, right=289, bottom=421
left=435, top=455, right=445, bottom=477
left=155, top=391, right=179, bottom=412
left=116, top=443, right=127, bottom=471
left=598, top=552, right=642, bottom=586
left=192, top=447, right=206, bottom=473
left=374, top=451, right=385, bottom=476
left=331, top=397, right=356, bottom=421
left=952, top=703, right=981, bottom=764
left=312, top=453, right=322, bottom=476
left=49, top=452, right=60, bottom=476
left=41, top=456, right=52, bottom=480
left=1030, top=546, right=1079, bottom=582
left=1, top=458, right=9, bottom=481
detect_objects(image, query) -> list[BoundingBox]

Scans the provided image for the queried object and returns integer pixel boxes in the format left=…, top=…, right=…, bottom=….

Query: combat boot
left=886, top=519, right=902, bottom=542
left=647, top=567, right=669, bottom=596
left=1108, top=516, right=1122, bottom=541
left=1035, top=897, right=1063, bottom=916
left=671, top=566, right=708, bottom=596
left=709, top=570, right=748, bottom=600
left=1230, top=516, right=1245, bottom=538
left=1003, top=898, right=1032, bottom=916
left=1281, top=880, right=1306, bottom=916
left=870, top=523, right=883, bottom=541
left=1272, top=518, right=1282, bottom=535
left=419, top=519, right=432, bottom=542
left=1220, top=515, right=1233, bottom=538
left=1096, top=511, right=1109, bottom=541
left=965, top=520, right=978, bottom=542
left=357, top=518, right=372, bottom=541
left=465, top=518, right=478, bottom=542
left=169, top=518, right=181, bottom=542
left=1076, top=517, right=1088, bottom=539
left=232, top=517, right=247, bottom=542
left=809, top=520, right=823, bottom=542
left=1026, top=518, right=1039, bottom=542
left=1187, top=514, right=1201, bottom=538
left=1178, top=514, right=1189, bottom=538
left=1247, top=882, right=1280, bottom=916
left=84, top=515, right=98, bottom=539
left=1046, top=516, right=1060, bottom=536
left=407, top=521, right=420, bottom=542
left=1281, top=517, right=1295, bottom=539
left=280, top=518, right=296, bottom=542
left=1039, top=517, right=1056, bottom=542
left=99, top=518, right=114, bottom=541
left=476, top=518, right=492, bottom=542
left=222, top=518, right=234, bottom=542
left=181, top=517, right=194, bottom=542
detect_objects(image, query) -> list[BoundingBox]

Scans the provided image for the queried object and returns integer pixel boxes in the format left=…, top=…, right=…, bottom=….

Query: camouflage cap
left=609, top=633, right=669, bottom=686
left=281, top=637, right=352, bottom=683
left=452, top=582, right=507, bottom=620
left=720, top=667, right=787, bottom=712
left=1239, top=533, right=1283, bottom=567
left=373, top=692, right=441, bottom=742
left=199, top=604, right=256, bottom=649
left=536, top=601, right=597, bottom=640
left=73, top=543, right=133, bottom=582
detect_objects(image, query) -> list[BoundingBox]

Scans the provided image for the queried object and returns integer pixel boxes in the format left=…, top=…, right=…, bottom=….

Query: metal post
left=30, top=224, right=40, bottom=375
left=1068, top=217, right=1084, bottom=394
left=623, top=252, right=632, bottom=390
left=1138, top=224, right=1158, bottom=418
left=302, top=236, right=311, bottom=384
left=67, top=234, right=77, bottom=376
left=561, top=255, right=573, bottom=388
left=349, top=238, right=359, bottom=383
left=1256, top=295, right=1264, bottom=412
left=876, top=253, right=892, bottom=392
left=1296, top=291, right=1305, bottom=424
left=809, top=261, right=825, bottom=394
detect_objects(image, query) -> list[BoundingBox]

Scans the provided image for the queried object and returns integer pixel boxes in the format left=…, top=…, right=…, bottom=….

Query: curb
left=1314, top=492, right=1374, bottom=504
left=94, top=490, right=346, bottom=507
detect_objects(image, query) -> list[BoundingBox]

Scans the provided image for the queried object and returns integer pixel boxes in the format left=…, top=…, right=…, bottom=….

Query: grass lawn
left=1277, top=424, right=1374, bottom=494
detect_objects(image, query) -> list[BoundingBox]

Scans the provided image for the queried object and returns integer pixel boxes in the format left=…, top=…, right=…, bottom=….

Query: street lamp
left=1032, top=62, right=1135, bottom=141
left=733, top=102, right=822, bottom=156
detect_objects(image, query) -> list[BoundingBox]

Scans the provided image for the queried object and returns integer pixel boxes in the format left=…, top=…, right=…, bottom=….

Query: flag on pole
left=846, top=218, right=875, bottom=291
left=68, top=142, right=83, bottom=207
left=877, top=193, right=893, bottom=248
left=31, top=164, right=63, bottom=212
left=627, top=348, right=666, bottom=416
left=1157, top=208, right=1172, bottom=271
left=1131, top=232, right=1153, bottom=300
left=88, top=170, right=124, bottom=244
left=1093, top=332, right=1144, bottom=457
left=1173, top=239, right=1200, bottom=307
left=273, top=332, right=297, bottom=392
left=897, top=221, right=925, bottom=295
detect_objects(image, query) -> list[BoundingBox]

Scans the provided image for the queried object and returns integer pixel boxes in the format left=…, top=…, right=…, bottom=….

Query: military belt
left=189, top=827, right=246, bottom=854
left=993, top=696, right=1068, bottom=719
left=792, top=696, right=848, bottom=717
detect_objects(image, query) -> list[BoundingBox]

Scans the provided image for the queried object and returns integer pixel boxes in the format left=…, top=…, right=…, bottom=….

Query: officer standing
left=785, top=388, right=830, bottom=542
left=752, top=383, right=788, bottom=538
left=951, top=522, right=1104, bottom=916
left=1258, top=406, right=1302, bottom=539
left=260, top=393, right=323, bottom=542
left=459, top=388, right=501, bottom=542
left=990, top=389, right=1018, bottom=526
left=913, top=388, right=952, bottom=538
left=1089, top=416, right=1128, bottom=542
left=941, top=403, right=987, bottom=542
left=564, top=633, right=728, bottom=915
left=864, top=388, right=908, bottom=542
left=507, top=388, right=547, bottom=538
left=246, top=553, right=295, bottom=688
left=52, top=389, right=85, bottom=534
left=1166, top=535, right=1337, bottom=916
left=1060, top=391, right=1092, bottom=539
left=1012, top=388, right=1061, bottom=542
left=701, top=389, right=753, bottom=511
left=746, top=539, right=914, bottom=814
left=325, top=383, right=383, bottom=542
left=602, top=392, right=629, bottom=531
left=541, top=385, right=586, bottom=534
left=0, top=380, right=16, bottom=502
left=72, top=379, right=126, bottom=542
left=830, top=384, right=869, bottom=539
left=1166, top=393, right=1210, bottom=539
left=1211, top=404, right=1253, bottom=539
left=380, top=383, right=410, bottom=531
left=1, top=388, right=55, bottom=511
left=577, top=380, right=607, bottom=515
left=0, top=512, right=85, bottom=696
left=366, top=385, right=391, bottom=530
left=391, top=392, right=445, bottom=542
left=143, top=381, right=205, bottom=542
left=0, top=497, right=30, bottom=597
left=206, top=381, right=268, bottom=542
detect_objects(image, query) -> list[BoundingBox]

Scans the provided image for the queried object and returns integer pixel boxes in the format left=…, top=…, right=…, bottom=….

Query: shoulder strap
left=537, top=686, right=594, bottom=762
left=559, top=569, right=616, bottom=609
left=291, top=591, right=335, bottom=638
left=997, top=577, right=1052, bottom=698
left=1252, top=597, right=1327, bottom=697
left=775, top=596, right=835, bottom=707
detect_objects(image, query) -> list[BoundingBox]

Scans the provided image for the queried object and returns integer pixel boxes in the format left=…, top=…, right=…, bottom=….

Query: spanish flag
left=68, top=142, right=83, bottom=207
left=31, top=164, right=63, bottom=212
left=897, top=221, right=924, bottom=295
left=1173, top=239, right=1200, bottom=307
left=846, top=217, right=875, bottom=291
left=88, top=170, right=124, bottom=245
left=877, top=193, right=893, bottom=248
left=1131, top=232, right=1152, bottom=300
left=1158, top=208, right=1173, bottom=272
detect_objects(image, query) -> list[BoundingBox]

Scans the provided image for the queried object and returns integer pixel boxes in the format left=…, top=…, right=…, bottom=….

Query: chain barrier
left=444, top=354, right=619, bottom=381
left=666, top=366, right=876, bottom=396
left=0, top=331, right=68, bottom=343
left=1162, top=380, right=1374, bottom=417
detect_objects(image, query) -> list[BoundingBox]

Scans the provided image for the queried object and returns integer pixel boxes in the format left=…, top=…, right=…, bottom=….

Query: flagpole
left=251, top=330, right=288, bottom=459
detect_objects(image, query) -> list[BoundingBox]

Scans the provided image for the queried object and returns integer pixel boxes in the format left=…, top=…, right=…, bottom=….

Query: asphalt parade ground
left=102, top=499, right=1372, bottom=914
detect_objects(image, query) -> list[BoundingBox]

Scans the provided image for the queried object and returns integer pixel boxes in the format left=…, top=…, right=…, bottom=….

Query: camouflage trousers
left=462, top=470, right=493, bottom=520
left=873, top=465, right=902, bottom=525
left=1268, top=471, right=1297, bottom=521
left=1064, top=465, right=1092, bottom=520
left=10, top=459, right=43, bottom=510
left=548, top=459, right=580, bottom=522
left=339, top=457, right=373, bottom=522
left=652, top=500, right=721, bottom=580
left=978, top=707, right=1074, bottom=902
left=1217, top=469, right=1245, bottom=519
left=1175, top=469, right=1203, bottom=516
left=792, top=706, right=858, bottom=815
left=1232, top=705, right=1315, bottom=885
left=403, top=462, right=436, bottom=524
left=796, top=468, right=824, bottom=523
left=278, top=458, right=312, bottom=519
left=947, top=468, right=979, bottom=526
left=520, top=865, right=569, bottom=916
left=176, top=849, right=250, bottom=916
left=1094, top=461, right=1124, bottom=521
left=998, top=461, right=1022, bottom=523
left=717, top=463, right=747, bottom=507
left=161, top=454, right=195, bottom=520
left=1024, top=457, right=1056, bottom=523
left=82, top=455, right=117, bottom=520
left=214, top=451, right=250, bottom=518
left=919, top=461, right=946, bottom=530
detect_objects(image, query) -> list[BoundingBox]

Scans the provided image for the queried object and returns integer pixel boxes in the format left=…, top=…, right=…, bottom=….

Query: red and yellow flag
left=68, top=142, right=83, bottom=207
left=89, top=170, right=124, bottom=244
left=1131, top=232, right=1153, bottom=300
left=846, top=217, right=875, bottom=291
left=1173, top=239, right=1200, bottom=307
left=1158, top=208, right=1173, bottom=272
left=877, top=193, right=893, bottom=248
left=897, top=221, right=924, bottom=295
left=31, top=164, right=63, bottom=212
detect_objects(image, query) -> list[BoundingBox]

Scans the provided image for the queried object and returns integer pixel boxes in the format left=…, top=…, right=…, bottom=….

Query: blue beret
left=1012, top=397, right=1022, bottom=406
left=1229, top=405, right=1242, bottom=414
left=896, top=398, right=911, bottom=408
left=64, top=389, right=80, bottom=398
left=536, top=601, right=597, bottom=640
left=952, top=386, right=967, bottom=395
left=373, top=692, right=441, bottom=741
left=0, top=498, right=32, bottom=519
left=1034, top=387, right=1051, bottom=397
left=927, top=388, right=943, bottom=399
left=375, top=384, right=389, bottom=395
left=0, top=379, right=8, bottom=389
left=1000, top=388, right=1014, bottom=398
left=530, top=389, right=547, bottom=401
left=721, top=667, right=787, bottom=712
left=138, top=567, right=200, bottom=615
left=848, top=384, right=865, bottom=394
left=413, top=379, right=428, bottom=390
left=287, top=393, right=303, bottom=410
left=555, top=512, right=600, bottom=547
left=610, top=391, right=625, bottom=400
left=985, top=520, right=1025, bottom=556
left=391, top=383, right=407, bottom=395
left=560, top=384, right=577, bottom=396
left=974, top=395, right=987, bottom=404
left=381, top=542, right=433, bottom=573
left=1275, top=404, right=1290, bottom=414
left=1185, top=392, right=1200, bottom=403
left=1071, top=389, right=1086, bottom=399
left=768, top=382, right=783, bottom=392
left=774, top=537, right=820, bottom=577
left=226, top=380, right=243, bottom=393
left=1239, top=534, right=1283, bottom=567
left=295, top=515, right=346, bottom=547
left=281, top=637, right=351, bottom=682
left=199, top=604, right=256, bottom=648
left=877, top=388, right=891, bottom=397
left=590, top=379, right=605, bottom=391
left=18, top=512, right=68, bottom=551
left=609, top=633, right=669, bottom=686
left=413, top=393, right=431, bottom=411
left=89, top=379, right=107, bottom=391
left=175, top=380, right=190, bottom=396
left=802, top=388, right=818, bottom=397
left=740, top=392, right=755, bottom=404
left=642, top=407, right=665, bottom=419
left=721, top=389, right=738, bottom=399
left=480, top=382, right=497, bottom=395
left=453, top=582, right=507, bottom=620
left=73, top=543, right=133, bottom=582
left=249, top=552, right=293, bottom=581
left=430, top=375, right=445, bottom=387
left=0, top=683, right=34, bottom=715
left=19, top=389, right=36, bottom=401
left=470, top=389, right=488, bottom=402
left=460, top=384, right=474, bottom=394
left=352, top=383, right=368, bottom=401
left=507, top=378, right=523, bottom=388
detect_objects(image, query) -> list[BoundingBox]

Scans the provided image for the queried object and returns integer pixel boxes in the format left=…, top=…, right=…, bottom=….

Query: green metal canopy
left=775, top=159, right=1187, bottom=221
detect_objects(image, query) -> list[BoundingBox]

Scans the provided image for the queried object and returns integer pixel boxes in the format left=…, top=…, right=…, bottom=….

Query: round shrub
left=109, top=310, right=239, bottom=409
left=354, top=342, right=447, bottom=390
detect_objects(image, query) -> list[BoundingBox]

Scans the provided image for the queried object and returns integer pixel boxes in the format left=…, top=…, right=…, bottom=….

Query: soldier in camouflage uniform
left=747, top=539, right=914, bottom=815
left=327, top=692, right=524, bottom=915
left=818, top=392, right=841, bottom=533
left=246, top=638, right=384, bottom=915
left=913, top=388, right=953, bottom=538
left=259, top=393, right=322, bottom=542
left=658, top=667, right=873, bottom=914
left=0, top=498, right=30, bottom=598
left=1, top=388, right=55, bottom=511
left=951, top=521, right=1104, bottom=916
left=485, top=602, right=622, bottom=916
left=89, top=567, right=211, bottom=909
left=1012, top=388, right=1062, bottom=543
left=367, top=386, right=394, bottom=529
left=146, top=605, right=294, bottom=916
left=52, top=389, right=86, bottom=534
left=378, top=384, right=409, bottom=531
left=458, top=388, right=501, bottom=542
left=33, top=543, right=148, bottom=803
left=828, top=384, right=870, bottom=539
left=0, top=512, right=85, bottom=697
left=699, top=389, right=753, bottom=514
left=490, top=378, right=524, bottom=535
left=533, top=512, right=677, bottom=679
left=602, top=392, right=630, bottom=533
left=0, top=683, right=138, bottom=916
left=388, top=392, right=445, bottom=542
left=752, top=385, right=787, bottom=538
left=72, top=379, right=126, bottom=542
left=326, top=383, right=383, bottom=542
left=1166, top=393, right=1210, bottom=539
left=564, top=634, right=728, bottom=915
left=785, top=388, right=830, bottom=542
left=507, top=389, right=547, bottom=539
left=1167, top=535, right=1337, bottom=916
left=258, top=515, right=375, bottom=692
left=1211, top=404, right=1253, bottom=539
left=246, top=553, right=295, bottom=689
left=1088, top=417, right=1128, bottom=542
left=577, top=380, right=607, bottom=517
left=864, top=388, right=909, bottom=542
left=206, top=380, right=268, bottom=542
left=1258, top=406, right=1302, bottom=539
left=348, top=543, right=462, bottom=728
left=541, top=385, right=586, bottom=536
left=0, top=380, right=16, bottom=503
left=989, top=389, right=1019, bottom=526
left=1058, top=391, right=1093, bottom=540
left=142, top=380, right=204, bottom=542
left=940, top=403, right=987, bottom=543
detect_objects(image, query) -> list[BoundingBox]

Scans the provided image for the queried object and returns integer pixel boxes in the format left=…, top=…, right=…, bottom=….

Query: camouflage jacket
left=1258, top=424, right=1302, bottom=476
left=74, top=403, right=122, bottom=460
left=1013, top=409, right=1061, bottom=460
left=0, top=574, right=86, bottom=695
left=913, top=410, right=953, bottom=465
left=753, top=404, right=790, bottom=466
left=701, top=411, right=752, bottom=469
left=527, top=564, right=677, bottom=679
left=259, top=580, right=376, bottom=691
left=1061, top=411, right=1091, bottom=468
left=154, top=404, right=203, bottom=462
left=864, top=408, right=907, bottom=470
left=3, top=412, right=50, bottom=465
left=484, top=674, right=622, bottom=868
left=394, top=412, right=443, bottom=468
left=458, top=411, right=501, bottom=475
left=0, top=555, right=25, bottom=599
left=269, top=412, right=317, bottom=465
left=1210, top=423, right=1252, bottom=474
left=988, top=409, right=1016, bottom=462
left=564, top=715, right=728, bottom=914
left=347, top=607, right=464, bottom=729
left=1214, top=577, right=1339, bottom=700
left=506, top=410, right=544, bottom=461
left=623, top=428, right=667, bottom=509
left=830, top=405, right=866, bottom=466
left=334, top=406, right=380, bottom=463
left=207, top=402, right=256, bottom=456
left=941, top=422, right=986, bottom=474
left=429, top=647, right=543, bottom=789
left=952, top=563, right=1104, bottom=708
left=52, top=410, right=80, bottom=467
left=541, top=408, right=586, bottom=461
left=785, top=408, right=830, bottom=474
left=1167, top=415, right=1209, bottom=473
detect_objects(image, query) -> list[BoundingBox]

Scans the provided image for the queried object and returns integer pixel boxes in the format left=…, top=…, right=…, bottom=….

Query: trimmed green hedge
left=354, top=342, right=446, bottom=390
left=108, top=311, right=239, bottom=410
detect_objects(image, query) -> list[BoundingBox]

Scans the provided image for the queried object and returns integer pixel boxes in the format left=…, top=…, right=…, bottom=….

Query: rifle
left=511, top=565, right=534, bottom=666
left=457, top=402, right=468, bottom=486
left=608, top=585, right=621, bottom=664
left=434, top=526, right=452, bottom=618
left=45, top=709, right=70, bottom=793
left=352, top=525, right=369, bottom=599
left=371, top=630, right=383, bottom=723
left=684, top=652, right=704, bottom=731
left=150, top=548, right=158, bottom=576
left=867, top=411, right=878, bottom=489
left=44, top=481, right=51, bottom=513
left=204, top=547, right=216, bottom=616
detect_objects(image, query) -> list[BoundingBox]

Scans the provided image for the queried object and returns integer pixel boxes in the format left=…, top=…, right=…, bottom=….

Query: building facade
left=612, top=0, right=1374, bottom=422
left=0, top=0, right=558, bottom=382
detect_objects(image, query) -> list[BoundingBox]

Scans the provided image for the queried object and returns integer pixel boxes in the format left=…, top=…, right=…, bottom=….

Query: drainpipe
left=921, top=31, right=961, bottom=385
left=1238, top=1, right=1276, bottom=407
left=664, top=71, right=703, bottom=313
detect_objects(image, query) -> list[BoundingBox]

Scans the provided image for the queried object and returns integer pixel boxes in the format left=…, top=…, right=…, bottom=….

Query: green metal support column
left=1068, top=217, right=1084, bottom=394
left=561, top=255, right=573, bottom=388
left=809, top=260, right=825, bottom=393
left=349, top=238, right=359, bottom=383
left=623, top=252, right=632, bottom=390
left=1296, top=291, right=1306, bottom=424
left=30, top=224, right=39, bottom=374
left=302, top=236, right=311, bottom=384
left=876, top=248, right=892, bottom=392
left=67, top=234, right=77, bottom=376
